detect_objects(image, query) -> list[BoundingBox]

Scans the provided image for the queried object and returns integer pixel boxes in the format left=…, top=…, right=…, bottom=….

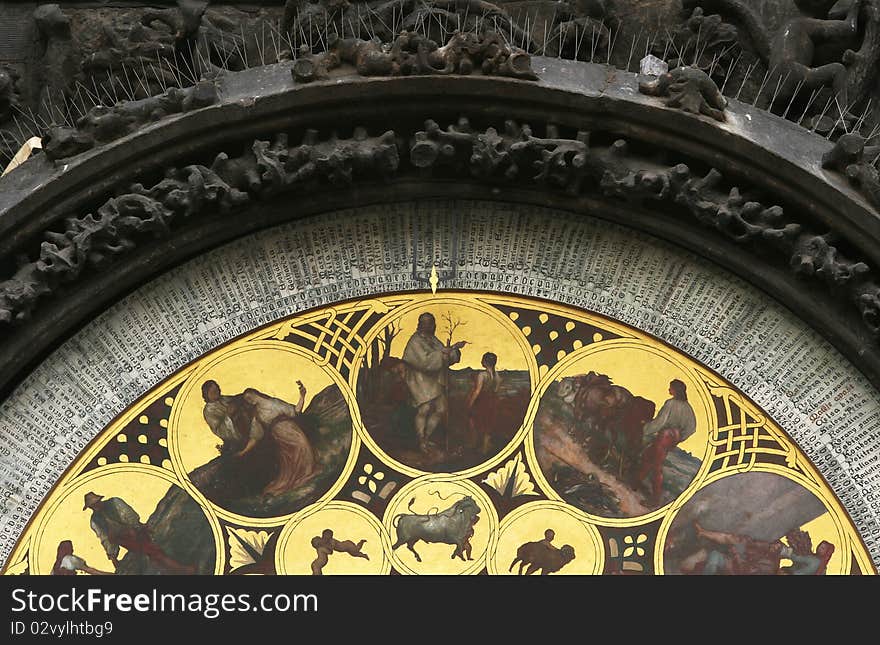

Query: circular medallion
left=276, top=501, right=391, bottom=575
left=382, top=476, right=498, bottom=574
left=354, top=295, right=536, bottom=477
left=657, top=469, right=848, bottom=575
left=488, top=501, right=604, bottom=575
left=169, top=342, right=359, bottom=524
left=530, top=339, right=713, bottom=522
left=31, top=463, right=220, bottom=575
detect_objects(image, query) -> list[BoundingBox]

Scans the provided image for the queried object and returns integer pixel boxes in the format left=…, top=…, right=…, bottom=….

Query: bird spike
left=796, top=87, right=821, bottom=126
left=719, top=51, right=742, bottom=95
left=781, top=78, right=804, bottom=120
left=811, top=93, right=837, bottom=133
left=751, top=64, right=777, bottom=108
left=854, top=98, right=873, bottom=135
left=766, top=70, right=790, bottom=113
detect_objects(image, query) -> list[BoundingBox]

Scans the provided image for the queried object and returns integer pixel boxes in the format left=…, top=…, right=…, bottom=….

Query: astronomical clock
left=1, top=0, right=878, bottom=577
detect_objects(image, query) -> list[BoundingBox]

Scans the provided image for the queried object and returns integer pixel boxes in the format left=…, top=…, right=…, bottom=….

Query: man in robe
left=401, top=312, right=467, bottom=452
left=83, top=492, right=194, bottom=574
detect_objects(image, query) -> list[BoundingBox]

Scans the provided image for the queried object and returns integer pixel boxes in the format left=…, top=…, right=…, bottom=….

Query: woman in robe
left=238, top=380, right=319, bottom=497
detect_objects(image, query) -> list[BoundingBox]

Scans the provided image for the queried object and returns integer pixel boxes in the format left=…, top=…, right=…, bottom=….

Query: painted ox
left=392, top=496, right=481, bottom=563
left=557, top=372, right=655, bottom=476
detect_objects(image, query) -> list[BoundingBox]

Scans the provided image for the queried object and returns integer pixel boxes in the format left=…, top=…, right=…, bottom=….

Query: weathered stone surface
left=292, top=30, right=538, bottom=82
left=42, top=80, right=219, bottom=161
left=639, top=66, right=728, bottom=121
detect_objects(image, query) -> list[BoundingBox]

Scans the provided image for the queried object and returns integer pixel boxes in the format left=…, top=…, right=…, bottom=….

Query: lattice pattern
left=708, top=387, right=806, bottom=476
left=272, top=304, right=392, bottom=379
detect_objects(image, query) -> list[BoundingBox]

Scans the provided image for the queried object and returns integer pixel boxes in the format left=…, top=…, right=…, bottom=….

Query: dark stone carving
left=639, top=66, right=728, bottom=121
left=292, top=30, right=537, bottom=83
left=822, top=132, right=880, bottom=209
left=34, top=4, right=80, bottom=123
left=791, top=232, right=869, bottom=285
left=655, top=8, right=739, bottom=83
left=408, top=117, right=880, bottom=334
left=42, top=80, right=219, bottom=161
left=688, top=0, right=880, bottom=121
left=0, top=67, right=20, bottom=123
left=543, top=0, right=618, bottom=60
left=0, top=126, right=398, bottom=323
left=5, top=111, right=880, bottom=337
left=283, top=0, right=535, bottom=52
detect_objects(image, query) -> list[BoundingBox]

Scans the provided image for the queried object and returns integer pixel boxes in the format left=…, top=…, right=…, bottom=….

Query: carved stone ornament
left=42, top=80, right=219, bottom=161
left=822, top=132, right=880, bottom=212
left=3, top=116, right=880, bottom=340
left=291, top=30, right=538, bottom=83
left=639, top=66, right=728, bottom=122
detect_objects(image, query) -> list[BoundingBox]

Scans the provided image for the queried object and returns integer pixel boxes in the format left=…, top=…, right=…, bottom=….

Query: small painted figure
left=509, top=528, right=576, bottom=575
left=309, top=528, right=369, bottom=575
left=466, top=352, right=502, bottom=455
left=779, top=529, right=835, bottom=575
left=51, top=540, right=112, bottom=575
left=682, top=521, right=785, bottom=575
left=391, top=495, right=480, bottom=563
left=635, top=379, right=697, bottom=506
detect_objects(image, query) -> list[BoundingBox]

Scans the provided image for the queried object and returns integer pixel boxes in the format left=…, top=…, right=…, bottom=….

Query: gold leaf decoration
left=4, top=553, right=29, bottom=575
left=228, top=528, right=270, bottom=570
left=482, top=454, right=539, bottom=498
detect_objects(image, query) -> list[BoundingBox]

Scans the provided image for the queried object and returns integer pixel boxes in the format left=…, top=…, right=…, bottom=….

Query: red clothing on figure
left=469, top=371, right=501, bottom=436
left=637, top=427, right=681, bottom=505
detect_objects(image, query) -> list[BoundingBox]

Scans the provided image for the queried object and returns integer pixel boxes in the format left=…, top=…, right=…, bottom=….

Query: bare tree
left=377, top=320, right=401, bottom=361
left=441, top=310, right=466, bottom=347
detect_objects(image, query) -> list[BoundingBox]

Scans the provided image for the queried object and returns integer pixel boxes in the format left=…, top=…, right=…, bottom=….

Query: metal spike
left=239, top=23, right=250, bottom=68
left=734, top=61, right=755, bottom=101
left=796, top=87, right=820, bottom=126
left=589, top=23, right=597, bottom=62
left=811, top=93, right=837, bottom=133
left=626, top=29, right=640, bottom=73
left=781, top=79, right=804, bottom=120
left=664, top=28, right=682, bottom=65
left=11, top=114, right=31, bottom=146
left=608, top=23, right=619, bottom=64
left=719, top=51, right=742, bottom=95
left=148, top=62, right=167, bottom=93
left=830, top=97, right=849, bottom=136
left=692, top=20, right=703, bottom=67
left=182, top=41, right=200, bottom=83
left=44, top=88, right=62, bottom=126
left=107, top=64, right=123, bottom=103
left=677, top=36, right=693, bottom=65
left=767, top=71, right=790, bottom=112
left=752, top=64, right=777, bottom=108
left=855, top=98, right=873, bottom=135
left=69, top=85, right=86, bottom=121
left=119, top=63, right=136, bottom=101
left=661, top=34, right=671, bottom=65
